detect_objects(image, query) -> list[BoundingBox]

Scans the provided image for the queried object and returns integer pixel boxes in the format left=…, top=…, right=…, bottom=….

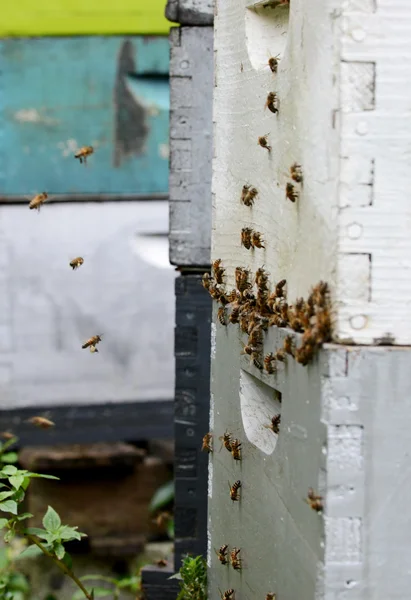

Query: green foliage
left=0, top=546, right=30, bottom=600
left=170, top=555, right=207, bottom=600
left=71, top=573, right=143, bottom=600
left=149, top=480, right=175, bottom=513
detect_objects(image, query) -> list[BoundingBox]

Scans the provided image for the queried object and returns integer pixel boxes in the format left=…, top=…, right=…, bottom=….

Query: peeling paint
left=14, top=108, right=59, bottom=126
left=159, top=143, right=169, bottom=160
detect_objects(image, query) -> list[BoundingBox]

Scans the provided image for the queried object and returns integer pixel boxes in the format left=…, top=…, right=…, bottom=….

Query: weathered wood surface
left=168, top=27, right=213, bottom=266
left=0, top=36, right=169, bottom=196
left=212, top=0, right=411, bottom=344
left=166, top=0, right=213, bottom=26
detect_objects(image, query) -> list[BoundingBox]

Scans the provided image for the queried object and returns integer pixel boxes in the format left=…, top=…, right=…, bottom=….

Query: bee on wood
left=215, top=544, right=229, bottom=565
left=230, top=547, right=242, bottom=571
left=235, top=267, right=252, bottom=293
left=217, top=306, right=227, bottom=326
left=74, top=146, right=94, bottom=164
left=251, top=352, right=263, bottom=370
left=264, top=352, right=277, bottom=374
left=202, top=272, right=212, bottom=290
left=264, top=414, right=281, bottom=434
left=265, top=92, right=278, bottom=114
left=29, top=192, right=48, bottom=211
left=82, top=335, right=102, bottom=349
left=255, top=267, right=269, bottom=289
left=28, top=416, right=55, bottom=429
left=241, top=227, right=253, bottom=250
left=251, top=231, right=265, bottom=249
left=219, top=589, right=235, bottom=600
left=283, top=335, right=294, bottom=356
left=269, top=315, right=287, bottom=328
left=275, top=349, right=286, bottom=362
left=275, top=279, right=287, bottom=298
left=69, top=257, right=84, bottom=270
left=241, top=342, right=257, bottom=356
left=229, top=480, right=241, bottom=502
left=229, top=304, right=240, bottom=324
left=213, top=258, right=225, bottom=284
left=202, top=432, right=213, bottom=453
left=226, top=289, right=239, bottom=303
left=290, top=316, right=304, bottom=333
left=241, top=185, right=258, bottom=207
left=231, top=438, right=242, bottom=461
left=286, top=182, right=299, bottom=202
left=248, top=326, right=263, bottom=347
left=290, top=162, right=303, bottom=183
left=219, top=430, right=233, bottom=452
left=305, top=488, right=323, bottom=512
left=258, top=134, right=271, bottom=152
left=268, top=54, right=280, bottom=73
left=156, top=559, right=167, bottom=567
left=266, top=594, right=276, bottom=600
left=295, top=344, right=316, bottom=366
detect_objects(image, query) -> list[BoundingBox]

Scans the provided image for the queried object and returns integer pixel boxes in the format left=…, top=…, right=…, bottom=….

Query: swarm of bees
left=305, top=488, right=323, bottom=512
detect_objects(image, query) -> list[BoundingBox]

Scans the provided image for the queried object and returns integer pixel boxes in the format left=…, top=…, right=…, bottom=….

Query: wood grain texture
left=168, top=27, right=213, bottom=266
left=0, top=36, right=169, bottom=196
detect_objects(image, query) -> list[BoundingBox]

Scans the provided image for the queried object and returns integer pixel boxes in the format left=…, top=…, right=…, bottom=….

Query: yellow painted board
left=1, top=0, right=171, bottom=37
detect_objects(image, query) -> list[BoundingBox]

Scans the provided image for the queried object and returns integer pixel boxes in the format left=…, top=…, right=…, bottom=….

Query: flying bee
left=28, top=416, right=55, bottom=429
left=89, top=345, right=99, bottom=353
left=290, top=162, right=303, bottom=183
left=0, top=431, right=15, bottom=440
left=219, top=430, right=233, bottom=452
left=202, top=432, right=213, bottom=453
left=212, top=258, right=225, bottom=284
left=264, top=414, right=281, bottom=434
left=29, top=192, right=48, bottom=211
left=265, top=92, right=278, bottom=114
left=231, top=438, right=242, bottom=461
left=152, top=511, right=172, bottom=528
left=215, top=544, right=229, bottom=565
left=202, top=272, right=212, bottom=290
left=229, top=480, right=241, bottom=502
left=258, top=134, right=271, bottom=152
left=217, top=306, right=227, bottom=326
left=69, top=257, right=84, bottom=270
left=219, top=589, right=235, bottom=600
left=286, top=182, right=299, bottom=202
left=82, top=335, right=102, bottom=349
left=305, top=488, right=323, bottom=512
left=242, top=186, right=258, bottom=207
left=251, top=231, right=265, bottom=249
left=230, top=547, right=242, bottom=571
left=241, top=227, right=253, bottom=250
left=74, top=146, right=94, bottom=164
left=264, top=352, right=277, bottom=374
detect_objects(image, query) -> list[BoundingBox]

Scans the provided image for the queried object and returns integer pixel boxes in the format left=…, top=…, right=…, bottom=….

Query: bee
left=283, top=335, right=294, bottom=356
left=258, top=134, right=271, bottom=152
left=268, top=54, right=280, bottom=73
left=235, top=267, right=252, bottom=293
left=156, top=559, right=167, bottom=567
left=255, top=266, right=269, bottom=288
left=28, top=416, right=55, bottom=429
left=286, top=182, right=299, bottom=202
left=264, top=414, right=281, bottom=434
left=217, top=306, right=227, bottom=326
left=248, top=326, right=263, bottom=347
left=152, top=511, right=172, bottom=528
left=74, top=146, right=94, bottom=164
left=230, top=547, right=242, bottom=571
left=241, top=227, right=253, bottom=250
left=241, top=185, right=258, bottom=207
left=266, top=594, right=276, bottom=600
left=202, top=432, right=213, bottom=453
left=29, top=192, right=48, bottom=211
left=264, top=352, right=277, bottom=374
left=69, top=257, right=84, bottom=270
left=0, top=431, right=15, bottom=440
left=82, top=335, right=102, bottom=349
left=229, top=304, right=240, bottom=324
left=305, top=488, right=323, bottom=512
left=202, top=272, right=212, bottom=290
left=251, top=231, right=265, bottom=249
left=231, top=438, right=242, bottom=461
left=265, top=92, right=278, bottom=114
left=290, top=162, right=303, bottom=183
left=251, top=352, right=263, bottom=370
left=213, top=259, right=225, bottom=284
left=275, top=279, right=287, bottom=298
left=219, top=430, right=233, bottom=452
left=219, top=589, right=235, bottom=600
left=275, top=349, right=286, bottom=362
left=215, top=544, right=229, bottom=565
left=229, top=480, right=241, bottom=502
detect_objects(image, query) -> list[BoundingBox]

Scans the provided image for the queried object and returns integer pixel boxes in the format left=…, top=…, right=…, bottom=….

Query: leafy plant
left=0, top=545, right=30, bottom=600
left=170, top=555, right=207, bottom=600
left=149, top=480, right=175, bottom=541
left=71, top=573, right=142, bottom=600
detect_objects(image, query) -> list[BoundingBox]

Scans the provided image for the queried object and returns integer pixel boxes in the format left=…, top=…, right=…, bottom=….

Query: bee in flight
left=74, top=146, right=94, bottom=165
left=69, top=257, right=84, bottom=270
left=29, top=192, right=48, bottom=211
left=82, top=335, right=102, bottom=350
left=28, top=416, right=55, bottom=429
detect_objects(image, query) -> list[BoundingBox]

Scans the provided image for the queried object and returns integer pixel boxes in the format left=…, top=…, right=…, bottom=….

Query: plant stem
left=26, top=534, right=92, bottom=600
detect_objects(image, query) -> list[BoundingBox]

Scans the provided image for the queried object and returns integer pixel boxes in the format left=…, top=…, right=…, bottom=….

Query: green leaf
left=61, top=552, right=72, bottom=570
left=1, top=453, right=18, bottom=465
left=59, top=525, right=86, bottom=542
left=0, top=500, right=18, bottom=515
left=54, top=542, right=65, bottom=560
left=42, top=506, right=61, bottom=532
left=24, top=527, right=49, bottom=539
left=17, top=544, right=44, bottom=559
left=0, top=518, right=9, bottom=529
left=16, top=512, right=33, bottom=522
left=149, top=480, right=175, bottom=513
left=9, top=475, right=24, bottom=490
left=3, top=529, right=15, bottom=543
left=0, top=492, right=15, bottom=502
left=168, top=572, right=182, bottom=581
left=167, top=518, right=175, bottom=539
left=0, top=466, right=17, bottom=476
left=26, top=473, right=59, bottom=481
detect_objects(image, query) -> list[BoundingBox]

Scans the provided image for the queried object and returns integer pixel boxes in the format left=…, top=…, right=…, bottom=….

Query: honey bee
left=305, top=488, right=323, bottom=512
left=74, top=146, right=94, bottom=164
left=251, top=231, right=265, bottom=249
left=0, top=431, right=15, bottom=441
left=229, top=480, right=241, bottom=502
left=213, top=259, right=225, bottom=284
left=202, top=432, right=213, bottom=453
left=217, top=306, right=227, bottom=326
left=235, top=267, right=252, bottom=293
left=89, top=345, right=99, bottom=353
left=215, top=544, right=229, bottom=565
left=248, top=326, right=263, bottom=347
left=230, top=547, right=242, bottom=571
left=283, top=335, right=294, bottom=356
left=265, top=92, right=278, bottom=114
left=241, top=185, right=258, bottom=207
left=29, top=192, right=48, bottom=211
left=275, top=279, right=287, bottom=298
left=258, top=134, right=271, bottom=152
left=251, top=352, right=263, bottom=370
left=69, top=257, right=84, bottom=270
left=156, top=559, right=167, bottom=567
left=264, top=414, right=281, bottom=434
left=219, top=589, right=235, bottom=600
left=219, top=430, right=233, bottom=452
left=230, top=438, right=242, bottom=461
left=268, top=54, right=280, bottom=73
left=241, top=227, right=253, bottom=250
left=290, top=162, right=303, bottom=183
left=152, top=511, right=172, bottom=528
left=229, top=304, right=240, bottom=324
left=264, top=352, right=277, bottom=374
left=286, top=182, right=299, bottom=202
left=275, top=349, right=286, bottom=362
left=266, top=594, right=276, bottom=600
left=28, top=416, right=55, bottom=429
left=202, top=272, right=212, bottom=290
left=82, top=335, right=102, bottom=349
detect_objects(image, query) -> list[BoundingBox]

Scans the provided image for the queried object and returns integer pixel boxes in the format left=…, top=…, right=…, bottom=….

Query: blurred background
left=0, top=2, right=179, bottom=598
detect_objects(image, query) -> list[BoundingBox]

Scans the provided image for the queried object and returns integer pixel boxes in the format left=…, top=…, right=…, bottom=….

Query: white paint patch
left=207, top=518, right=212, bottom=567
left=209, top=391, right=215, bottom=429
left=14, top=108, right=59, bottom=126
left=210, top=323, right=217, bottom=359
left=208, top=459, right=213, bottom=499
left=159, top=143, right=170, bottom=160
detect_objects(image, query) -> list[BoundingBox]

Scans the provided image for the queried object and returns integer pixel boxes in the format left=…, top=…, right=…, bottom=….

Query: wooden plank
left=0, top=36, right=170, bottom=196
left=166, top=0, right=214, bottom=25
left=2, top=1, right=171, bottom=37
